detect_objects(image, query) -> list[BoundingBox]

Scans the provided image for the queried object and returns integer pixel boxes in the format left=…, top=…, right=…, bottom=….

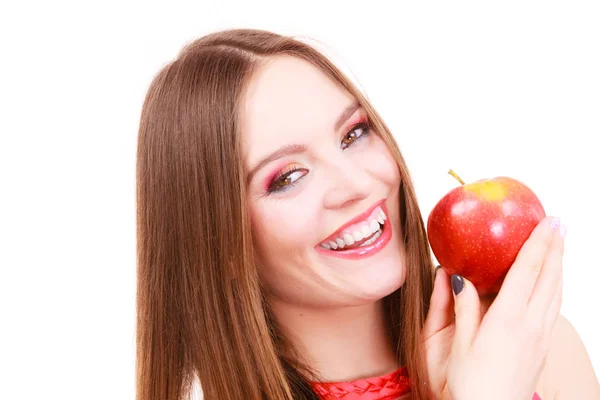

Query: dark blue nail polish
left=434, top=265, right=442, bottom=278
left=451, top=274, right=464, bottom=295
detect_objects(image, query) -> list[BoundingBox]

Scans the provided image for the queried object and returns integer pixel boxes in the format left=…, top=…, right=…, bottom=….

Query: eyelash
left=266, top=119, right=372, bottom=194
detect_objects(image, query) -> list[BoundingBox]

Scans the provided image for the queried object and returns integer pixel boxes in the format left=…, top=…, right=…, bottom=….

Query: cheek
left=250, top=203, right=316, bottom=260
left=368, top=138, right=401, bottom=187
left=249, top=202, right=322, bottom=299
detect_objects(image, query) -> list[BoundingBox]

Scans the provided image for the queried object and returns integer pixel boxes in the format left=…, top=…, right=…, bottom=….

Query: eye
left=341, top=122, right=371, bottom=150
left=267, top=166, right=309, bottom=194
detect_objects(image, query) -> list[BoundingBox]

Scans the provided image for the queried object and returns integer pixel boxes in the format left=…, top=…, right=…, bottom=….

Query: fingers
left=451, top=275, right=481, bottom=356
left=496, top=216, right=560, bottom=311
left=528, top=222, right=566, bottom=325
left=544, top=268, right=563, bottom=332
left=423, top=266, right=454, bottom=341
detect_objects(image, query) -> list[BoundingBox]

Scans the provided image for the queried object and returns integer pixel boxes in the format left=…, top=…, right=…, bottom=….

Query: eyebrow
left=246, top=100, right=361, bottom=183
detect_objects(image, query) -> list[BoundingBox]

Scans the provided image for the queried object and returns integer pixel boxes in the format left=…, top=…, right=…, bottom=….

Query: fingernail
left=434, top=265, right=442, bottom=278
left=551, top=217, right=561, bottom=231
left=560, top=224, right=567, bottom=238
left=451, top=274, right=464, bottom=295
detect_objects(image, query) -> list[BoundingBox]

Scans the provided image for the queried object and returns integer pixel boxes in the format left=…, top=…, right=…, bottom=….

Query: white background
left=1, top=1, right=598, bottom=399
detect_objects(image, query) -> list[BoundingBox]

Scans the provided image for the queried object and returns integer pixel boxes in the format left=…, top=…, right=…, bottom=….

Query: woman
left=135, top=28, right=599, bottom=399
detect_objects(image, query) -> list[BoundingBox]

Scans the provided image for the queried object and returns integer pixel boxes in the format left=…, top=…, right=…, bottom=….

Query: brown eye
left=342, top=131, right=358, bottom=145
left=268, top=168, right=308, bottom=193
left=275, top=173, right=295, bottom=187
left=341, top=123, right=369, bottom=150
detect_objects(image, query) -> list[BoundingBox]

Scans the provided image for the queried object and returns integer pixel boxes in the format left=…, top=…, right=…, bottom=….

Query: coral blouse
left=311, top=366, right=542, bottom=399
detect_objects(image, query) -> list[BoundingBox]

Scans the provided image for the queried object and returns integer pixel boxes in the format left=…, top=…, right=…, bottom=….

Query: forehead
left=241, top=55, right=355, bottom=168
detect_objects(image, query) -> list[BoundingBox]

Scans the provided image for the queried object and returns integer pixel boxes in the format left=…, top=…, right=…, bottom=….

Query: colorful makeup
left=262, top=113, right=372, bottom=195
left=263, top=163, right=309, bottom=194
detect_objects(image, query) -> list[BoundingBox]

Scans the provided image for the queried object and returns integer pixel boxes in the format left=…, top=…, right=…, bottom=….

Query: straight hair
left=136, top=28, right=435, bottom=400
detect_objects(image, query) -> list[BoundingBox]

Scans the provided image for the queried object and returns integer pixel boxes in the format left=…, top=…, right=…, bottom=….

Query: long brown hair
left=136, top=28, right=435, bottom=400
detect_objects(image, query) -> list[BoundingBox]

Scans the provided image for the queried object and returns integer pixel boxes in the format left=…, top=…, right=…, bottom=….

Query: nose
left=322, top=156, right=373, bottom=210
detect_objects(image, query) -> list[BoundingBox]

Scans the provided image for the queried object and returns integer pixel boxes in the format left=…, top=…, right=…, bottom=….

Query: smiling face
left=241, top=56, right=406, bottom=308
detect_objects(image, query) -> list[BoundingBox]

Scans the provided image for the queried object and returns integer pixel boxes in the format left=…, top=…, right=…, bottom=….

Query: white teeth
left=343, top=233, right=355, bottom=246
left=320, top=207, right=388, bottom=250
left=361, top=224, right=371, bottom=237
left=360, top=227, right=382, bottom=247
left=369, top=219, right=380, bottom=233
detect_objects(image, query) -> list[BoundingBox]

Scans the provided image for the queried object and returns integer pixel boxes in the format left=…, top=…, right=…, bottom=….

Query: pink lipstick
left=314, top=199, right=393, bottom=260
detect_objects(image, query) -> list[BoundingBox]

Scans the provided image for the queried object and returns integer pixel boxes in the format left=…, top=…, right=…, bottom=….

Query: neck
left=270, top=297, right=398, bottom=382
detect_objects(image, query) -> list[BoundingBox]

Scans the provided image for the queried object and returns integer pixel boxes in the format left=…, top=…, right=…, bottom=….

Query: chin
left=317, top=215, right=407, bottom=304
left=356, top=260, right=406, bottom=302
left=326, top=254, right=406, bottom=307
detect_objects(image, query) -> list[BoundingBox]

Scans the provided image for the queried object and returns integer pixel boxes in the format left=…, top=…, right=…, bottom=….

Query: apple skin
left=427, top=176, right=546, bottom=295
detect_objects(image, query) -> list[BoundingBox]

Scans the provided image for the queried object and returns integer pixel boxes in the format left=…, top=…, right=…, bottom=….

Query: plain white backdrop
left=1, top=1, right=598, bottom=399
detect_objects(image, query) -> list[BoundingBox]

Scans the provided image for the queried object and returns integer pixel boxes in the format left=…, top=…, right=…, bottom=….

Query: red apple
left=427, top=170, right=546, bottom=295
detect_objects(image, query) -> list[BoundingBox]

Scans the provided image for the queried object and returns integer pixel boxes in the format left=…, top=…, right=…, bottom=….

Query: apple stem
left=448, top=169, right=465, bottom=185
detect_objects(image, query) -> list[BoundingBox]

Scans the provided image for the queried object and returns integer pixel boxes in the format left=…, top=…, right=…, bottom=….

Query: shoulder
left=539, top=314, right=600, bottom=399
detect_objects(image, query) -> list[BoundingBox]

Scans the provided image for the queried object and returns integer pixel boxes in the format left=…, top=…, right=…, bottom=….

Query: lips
left=318, top=206, right=386, bottom=250
left=315, top=199, right=393, bottom=260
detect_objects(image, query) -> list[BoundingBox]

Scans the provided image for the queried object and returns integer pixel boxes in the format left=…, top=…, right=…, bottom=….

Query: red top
left=311, top=367, right=542, bottom=399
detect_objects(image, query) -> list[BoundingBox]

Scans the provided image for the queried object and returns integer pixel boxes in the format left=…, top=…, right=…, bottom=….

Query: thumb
left=451, top=274, right=481, bottom=355
left=423, top=266, right=454, bottom=340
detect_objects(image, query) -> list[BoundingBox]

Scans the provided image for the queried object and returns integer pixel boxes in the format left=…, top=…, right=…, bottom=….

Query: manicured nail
left=560, top=224, right=567, bottom=239
left=451, top=274, right=464, bottom=295
left=551, top=217, right=561, bottom=231
left=434, top=265, right=442, bottom=278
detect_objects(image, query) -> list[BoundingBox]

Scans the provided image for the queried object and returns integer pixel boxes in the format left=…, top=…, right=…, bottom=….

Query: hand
left=422, top=216, right=566, bottom=400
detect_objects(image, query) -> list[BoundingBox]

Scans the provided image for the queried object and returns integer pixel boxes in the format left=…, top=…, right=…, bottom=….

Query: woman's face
left=242, top=56, right=405, bottom=308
